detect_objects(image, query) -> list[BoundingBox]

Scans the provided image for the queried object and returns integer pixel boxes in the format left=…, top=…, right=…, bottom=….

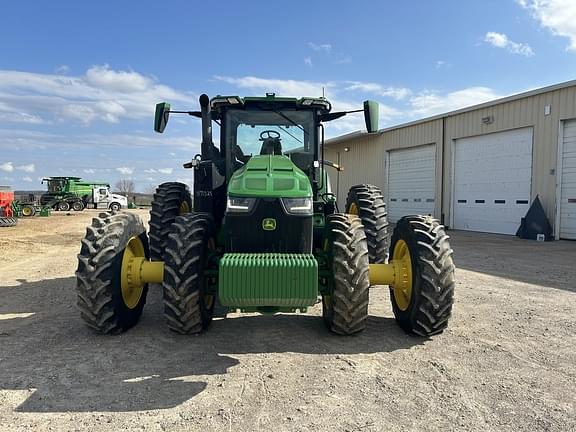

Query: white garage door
left=559, top=119, right=576, bottom=239
left=453, top=128, right=533, bottom=235
left=387, top=144, right=436, bottom=222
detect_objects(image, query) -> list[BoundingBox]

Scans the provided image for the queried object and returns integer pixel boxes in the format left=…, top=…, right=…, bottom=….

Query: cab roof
left=210, top=93, right=332, bottom=113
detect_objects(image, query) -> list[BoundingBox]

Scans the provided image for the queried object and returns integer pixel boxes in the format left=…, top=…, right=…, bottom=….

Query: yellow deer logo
left=262, top=218, right=277, bottom=231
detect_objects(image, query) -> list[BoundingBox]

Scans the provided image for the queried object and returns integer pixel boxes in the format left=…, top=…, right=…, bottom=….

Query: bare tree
left=143, top=184, right=157, bottom=195
left=115, top=179, right=135, bottom=195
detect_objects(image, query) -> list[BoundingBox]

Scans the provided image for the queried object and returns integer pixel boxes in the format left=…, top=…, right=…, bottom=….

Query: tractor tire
left=0, top=217, right=17, bottom=227
left=345, top=184, right=389, bottom=263
left=149, top=182, right=192, bottom=261
left=322, top=213, right=370, bottom=335
left=21, top=204, right=36, bottom=217
left=57, top=201, right=70, bottom=212
left=72, top=201, right=84, bottom=211
left=389, top=215, right=455, bottom=336
left=75, top=212, right=149, bottom=334
left=162, top=213, right=216, bottom=334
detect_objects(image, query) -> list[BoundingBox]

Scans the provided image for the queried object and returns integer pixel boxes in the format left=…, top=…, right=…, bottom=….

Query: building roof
left=326, top=78, right=576, bottom=146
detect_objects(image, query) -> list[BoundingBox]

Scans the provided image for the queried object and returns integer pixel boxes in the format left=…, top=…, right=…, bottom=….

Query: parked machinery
left=0, top=186, right=17, bottom=227
left=40, top=177, right=126, bottom=211
left=75, top=93, right=455, bottom=337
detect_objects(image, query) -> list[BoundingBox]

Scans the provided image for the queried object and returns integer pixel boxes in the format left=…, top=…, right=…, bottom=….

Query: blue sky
left=1, top=0, right=575, bottom=190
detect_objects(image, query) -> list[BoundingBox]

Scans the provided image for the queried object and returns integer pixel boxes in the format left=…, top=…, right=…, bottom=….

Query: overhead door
left=559, top=119, right=576, bottom=239
left=387, top=144, right=436, bottom=222
left=453, top=127, right=533, bottom=235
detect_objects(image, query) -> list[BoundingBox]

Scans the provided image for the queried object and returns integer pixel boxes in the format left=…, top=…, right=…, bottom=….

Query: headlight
left=226, top=196, right=256, bottom=213
left=281, top=197, right=313, bottom=215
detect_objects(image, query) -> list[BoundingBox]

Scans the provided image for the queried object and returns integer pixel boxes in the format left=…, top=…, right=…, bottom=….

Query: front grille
left=224, top=198, right=312, bottom=253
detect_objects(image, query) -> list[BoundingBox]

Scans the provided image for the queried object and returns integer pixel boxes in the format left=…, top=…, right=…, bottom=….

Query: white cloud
left=212, top=75, right=401, bottom=135
left=0, top=128, right=200, bottom=153
left=408, top=87, right=502, bottom=118
left=83, top=168, right=96, bottom=174
left=144, top=168, right=157, bottom=173
left=0, top=65, right=196, bottom=125
left=308, top=42, right=332, bottom=53
left=335, top=56, right=352, bottom=65
left=0, top=162, right=14, bottom=172
left=157, top=168, right=173, bottom=174
left=16, top=163, right=35, bottom=173
left=211, top=75, right=505, bottom=136
left=214, top=75, right=328, bottom=97
left=22, top=176, right=32, bottom=182
left=518, top=0, right=576, bottom=51
left=304, top=57, right=313, bottom=67
left=116, top=167, right=134, bottom=175
left=435, top=60, right=452, bottom=69
left=345, top=82, right=412, bottom=100
left=55, top=65, right=69, bottom=74
left=484, top=32, right=535, bottom=56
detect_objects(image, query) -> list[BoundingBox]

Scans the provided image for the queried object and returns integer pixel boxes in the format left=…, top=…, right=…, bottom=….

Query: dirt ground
left=0, top=209, right=575, bottom=431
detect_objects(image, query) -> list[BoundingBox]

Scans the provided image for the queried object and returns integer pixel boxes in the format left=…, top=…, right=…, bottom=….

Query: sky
left=1, top=0, right=576, bottom=191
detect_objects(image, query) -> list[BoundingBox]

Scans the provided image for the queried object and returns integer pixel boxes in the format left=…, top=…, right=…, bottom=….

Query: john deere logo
left=262, top=218, right=276, bottom=231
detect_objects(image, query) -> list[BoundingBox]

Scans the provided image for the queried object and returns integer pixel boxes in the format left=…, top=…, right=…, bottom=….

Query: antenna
left=322, top=86, right=325, bottom=98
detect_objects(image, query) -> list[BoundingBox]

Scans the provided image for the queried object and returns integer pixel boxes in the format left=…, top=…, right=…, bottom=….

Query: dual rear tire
left=149, top=182, right=192, bottom=261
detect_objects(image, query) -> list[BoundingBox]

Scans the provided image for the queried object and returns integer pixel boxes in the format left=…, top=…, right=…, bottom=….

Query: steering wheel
left=259, top=130, right=281, bottom=140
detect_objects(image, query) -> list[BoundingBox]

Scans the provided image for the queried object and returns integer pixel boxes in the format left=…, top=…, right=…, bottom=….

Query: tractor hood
left=228, top=155, right=312, bottom=198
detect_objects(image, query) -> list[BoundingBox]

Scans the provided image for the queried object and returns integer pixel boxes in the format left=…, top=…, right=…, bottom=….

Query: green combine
left=40, top=176, right=109, bottom=211
left=75, top=93, right=455, bottom=336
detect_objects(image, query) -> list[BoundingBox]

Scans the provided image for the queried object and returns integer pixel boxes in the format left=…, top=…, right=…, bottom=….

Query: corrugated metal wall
left=326, top=84, right=576, bottom=232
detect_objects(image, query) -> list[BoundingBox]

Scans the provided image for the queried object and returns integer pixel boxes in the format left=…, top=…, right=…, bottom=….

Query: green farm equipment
left=40, top=176, right=108, bottom=211
left=75, top=93, right=455, bottom=336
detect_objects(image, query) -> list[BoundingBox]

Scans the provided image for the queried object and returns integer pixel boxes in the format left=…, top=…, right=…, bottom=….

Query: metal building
left=325, top=80, right=576, bottom=240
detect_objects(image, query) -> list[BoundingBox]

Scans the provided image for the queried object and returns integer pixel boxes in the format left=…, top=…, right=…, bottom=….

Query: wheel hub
left=179, top=201, right=190, bottom=214
left=348, top=202, right=358, bottom=215
left=391, top=240, right=413, bottom=311
left=367, top=240, right=413, bottom=310
left=120, top=236, right=164, bottom=308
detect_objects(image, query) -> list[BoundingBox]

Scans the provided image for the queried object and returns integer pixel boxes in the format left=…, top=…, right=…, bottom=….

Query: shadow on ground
left=448, top=230, right=576, bottom=292
left=0, top=277, right=424, bottom=413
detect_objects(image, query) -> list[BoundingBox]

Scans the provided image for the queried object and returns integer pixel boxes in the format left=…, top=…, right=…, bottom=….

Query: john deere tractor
left=75, top=93, right=455, bottom=336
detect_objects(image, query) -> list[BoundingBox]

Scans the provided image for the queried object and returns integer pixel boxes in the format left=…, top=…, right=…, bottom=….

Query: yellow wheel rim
left=120, top=236, right=146, bottom=309
left=22, top=207, right=32, bottom=216
left=179, top=201, right=190, bottom=214
left=348, top=202, right=359, bottom=215
left=392, top=239, right=413, bottom=311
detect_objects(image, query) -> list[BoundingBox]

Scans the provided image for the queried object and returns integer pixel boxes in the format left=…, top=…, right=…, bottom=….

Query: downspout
left=441, top=116, right=446, bottom=226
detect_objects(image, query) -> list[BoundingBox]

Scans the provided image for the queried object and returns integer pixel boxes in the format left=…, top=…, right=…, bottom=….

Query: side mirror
left=154, top=102, right=171, bottom=133
left=363, top=100, right=379, bottom=133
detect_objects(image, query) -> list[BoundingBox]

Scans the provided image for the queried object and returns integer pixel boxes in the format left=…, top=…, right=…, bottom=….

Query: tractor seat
left=260, top=139, right=283, bottom=155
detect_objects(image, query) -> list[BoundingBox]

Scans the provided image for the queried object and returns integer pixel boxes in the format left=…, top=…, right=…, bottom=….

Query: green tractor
left=75, top=93, right=455, bottom=336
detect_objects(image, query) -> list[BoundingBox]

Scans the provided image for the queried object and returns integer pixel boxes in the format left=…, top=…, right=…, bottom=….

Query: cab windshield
left=47, top=180, right=64, bottom=192
left=224, top=109, right=316, bottom=174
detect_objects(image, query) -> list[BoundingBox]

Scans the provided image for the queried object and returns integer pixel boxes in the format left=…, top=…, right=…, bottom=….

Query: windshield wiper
left=273, top=110, right=308, bottom=136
